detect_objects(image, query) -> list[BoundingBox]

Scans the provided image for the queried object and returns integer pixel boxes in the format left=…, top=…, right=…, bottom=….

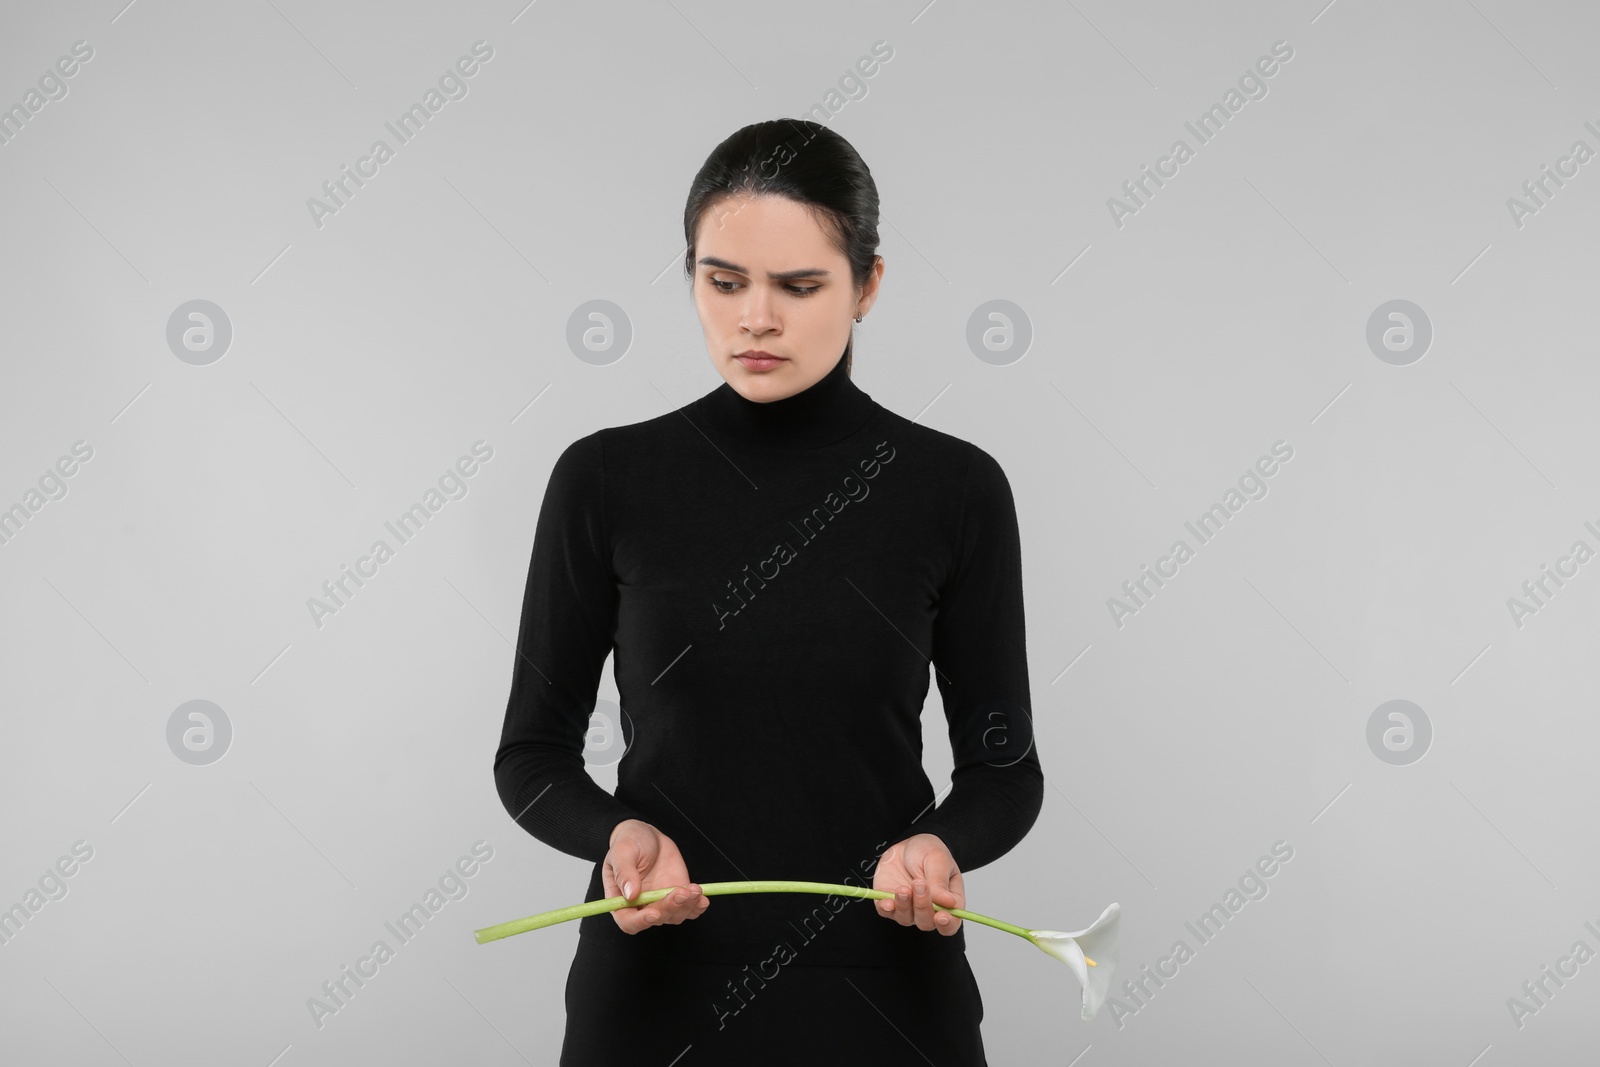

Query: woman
left=494, top=119, right=1043, bottom=1064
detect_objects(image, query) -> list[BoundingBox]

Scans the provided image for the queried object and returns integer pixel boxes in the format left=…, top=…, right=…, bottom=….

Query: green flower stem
left=474, top=879, right=1032, bottom=945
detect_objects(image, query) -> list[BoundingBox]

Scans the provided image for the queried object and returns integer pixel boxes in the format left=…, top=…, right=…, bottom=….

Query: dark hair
left=682, top=119, right=880, bottom=377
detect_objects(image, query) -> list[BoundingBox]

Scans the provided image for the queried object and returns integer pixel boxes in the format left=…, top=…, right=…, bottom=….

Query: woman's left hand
left=872, top=833, right=964, bottom=935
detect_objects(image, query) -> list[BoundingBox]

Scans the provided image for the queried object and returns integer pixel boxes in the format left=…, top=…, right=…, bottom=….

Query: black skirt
left=559, top=933, right=988, bottom=1065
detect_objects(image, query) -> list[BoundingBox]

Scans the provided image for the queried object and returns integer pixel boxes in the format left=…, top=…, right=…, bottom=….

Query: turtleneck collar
left=690, top=346, right=880, bottom=450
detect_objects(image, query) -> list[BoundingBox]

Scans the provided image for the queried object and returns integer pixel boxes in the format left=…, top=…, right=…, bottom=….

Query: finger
left=603, top=853, right=651, bottom=935
left=658, top=883, right=704, bottom=924
left=912, top=879, right=936, bottom=931
left=640, top=883, right=684, bottom=927
left=612, top=897, right=650, bottom=935
left=891, top=884, right=914, bottom=926
left=929, top=882, right=962, bottom=934
left=871, top=874, right=896, bottom=918
left=606, top=842, right=640, bottom=903
left=875, top=884, right=908, bottom=923
left=925, top=862, right=961, bottom=933
left=601, top=859, right=623, bottom=901
left=612, top=902, right=648, bottom=935
left=625, top=891, right=674, bottom=934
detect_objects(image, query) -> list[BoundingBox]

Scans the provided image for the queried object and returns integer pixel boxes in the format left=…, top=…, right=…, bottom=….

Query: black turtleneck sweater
left=494, top=348, right=1044, bottom=967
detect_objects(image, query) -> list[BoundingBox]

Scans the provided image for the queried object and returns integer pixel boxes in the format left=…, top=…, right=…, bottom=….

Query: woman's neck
left=691, top=346, right=878, bottom=450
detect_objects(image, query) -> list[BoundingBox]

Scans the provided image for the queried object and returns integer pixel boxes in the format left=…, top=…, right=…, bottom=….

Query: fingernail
left=915, top=882, right=927, bottom=895
left=689, top=884, right=701, bottom=894
left=623, top=881, right=633, bottom=899
left=673, top=895, right=686, bottom=905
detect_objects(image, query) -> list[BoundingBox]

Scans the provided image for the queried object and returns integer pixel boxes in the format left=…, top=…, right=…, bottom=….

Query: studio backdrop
left=1, top=0, right=1596, bottom=1064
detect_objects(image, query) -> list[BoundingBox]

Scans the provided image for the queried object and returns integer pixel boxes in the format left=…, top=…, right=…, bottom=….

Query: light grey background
left=2, top=0, right=1596, bottom=1063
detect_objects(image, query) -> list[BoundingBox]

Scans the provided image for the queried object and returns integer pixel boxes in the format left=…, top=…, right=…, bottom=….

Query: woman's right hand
left=603, top=819, right=710, bottom=934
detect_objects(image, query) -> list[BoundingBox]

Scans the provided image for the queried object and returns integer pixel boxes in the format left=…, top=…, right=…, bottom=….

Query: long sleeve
left=493, top=431, right=646, bottom=864
left=893, top=446, right=1044, bottom=872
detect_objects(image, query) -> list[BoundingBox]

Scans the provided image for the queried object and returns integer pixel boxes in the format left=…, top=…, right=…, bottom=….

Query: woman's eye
left=708, top=278, right=819, bottom=297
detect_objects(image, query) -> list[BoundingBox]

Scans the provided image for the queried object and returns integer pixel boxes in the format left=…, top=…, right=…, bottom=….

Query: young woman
left=495, top=119, right=1043, bottom=1064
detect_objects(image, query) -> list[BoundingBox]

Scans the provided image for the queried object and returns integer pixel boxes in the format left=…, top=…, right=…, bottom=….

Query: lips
left=735, top=350, right=787, bottom=372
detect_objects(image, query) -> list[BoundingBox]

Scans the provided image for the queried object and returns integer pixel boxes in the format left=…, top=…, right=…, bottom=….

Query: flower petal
left=1030, top=902, right=1121, bottom=1020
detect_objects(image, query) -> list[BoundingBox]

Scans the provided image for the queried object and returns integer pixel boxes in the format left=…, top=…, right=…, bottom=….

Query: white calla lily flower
left=478, top=881, right=1122, bottom=1024
left=1028, top=902, right=1121, bottom=1020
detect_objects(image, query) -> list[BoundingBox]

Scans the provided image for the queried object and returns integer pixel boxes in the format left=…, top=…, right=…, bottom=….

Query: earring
left=854, top=314, right=862, bottom=322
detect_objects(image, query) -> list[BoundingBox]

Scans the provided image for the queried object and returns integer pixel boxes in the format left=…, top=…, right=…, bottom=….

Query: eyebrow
left=697, top=256, right=832, bottom=281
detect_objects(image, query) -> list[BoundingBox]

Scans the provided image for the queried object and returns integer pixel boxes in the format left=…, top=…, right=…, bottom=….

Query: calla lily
left=1025, top=902, right=1121, bottom=1020
left=476, top=880, right=1120, bottom=1022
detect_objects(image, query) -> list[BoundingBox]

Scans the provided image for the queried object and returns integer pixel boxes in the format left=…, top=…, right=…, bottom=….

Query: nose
left=740, top=288, right=777, bottom=335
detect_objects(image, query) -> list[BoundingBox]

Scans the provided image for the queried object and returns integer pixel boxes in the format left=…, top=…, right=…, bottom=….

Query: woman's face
left=692, top=193, right=881, bottom=402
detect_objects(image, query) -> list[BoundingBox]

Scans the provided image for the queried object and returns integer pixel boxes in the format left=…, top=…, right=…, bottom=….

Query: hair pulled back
left=683, top=119, right=880, bottom=376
